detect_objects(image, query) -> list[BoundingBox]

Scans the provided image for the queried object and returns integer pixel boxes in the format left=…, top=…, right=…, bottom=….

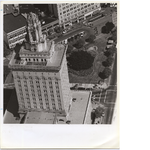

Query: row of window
left=8, top=35, right=25, bottom=44
left=17, top=78, right=62, bottom=110
left=8, top=29, right=26, bottom=39
left=16, top=76, right=59, bottom=81
left=25, top=58, right=47, bottom=62
left=60, top=5, right=99, bottom=20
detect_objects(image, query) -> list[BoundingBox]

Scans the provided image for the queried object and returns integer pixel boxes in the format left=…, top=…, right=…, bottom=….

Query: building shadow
left=91, top=110, right=96, bottom=124
left=6, top=89, right=19, bottom=118
left=3, top=89, right=13, bottom=114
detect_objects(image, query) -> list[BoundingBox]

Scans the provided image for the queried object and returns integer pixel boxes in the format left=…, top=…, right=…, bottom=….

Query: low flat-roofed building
left=68, top=91, right=92, bottom=124
left=4, top=14, right=27, bottom=49
left=24, top=111, right=56, bottom=124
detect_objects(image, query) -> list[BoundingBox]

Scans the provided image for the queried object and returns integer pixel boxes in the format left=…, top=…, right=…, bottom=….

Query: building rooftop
left=9, top=43, right=67, bottom=71
left=24, top=111, right=56, bottom=124
left=4, top=14, right=27, bottom=33
left=4, top=89, right=92, bottom=124
left=68, top=91, right=92, bottom=124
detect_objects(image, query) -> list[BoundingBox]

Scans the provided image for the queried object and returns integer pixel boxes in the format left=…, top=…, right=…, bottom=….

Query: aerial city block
left=3, top=3, right=117, bottom=124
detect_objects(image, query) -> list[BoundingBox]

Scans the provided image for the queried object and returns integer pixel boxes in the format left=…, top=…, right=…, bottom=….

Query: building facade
left=8, top=13, right=72, bottom=118
left=57, top=3, right=101, bottom=28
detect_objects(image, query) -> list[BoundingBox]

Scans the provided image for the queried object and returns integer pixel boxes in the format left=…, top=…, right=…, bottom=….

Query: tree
left=47, top=28, right=54, bottom=35
left=95, top=106, right=105, bottom=118
left=101, top=26, right=108, bottom=34
left=67, top=51, right=94, bottom=71
left=101, top=22, right=115, bottom=34
left=73, top=39, right=85, bottom=49
left=104, top=46, right=116, bottom=57
left=99, top=67, right=111, bottom=79
left=85, top=34, right=96, bottom=43
left=66, top=45, right=74, bottom=54
left=54, top=26, right=63, bottom=33
left=102, top=57, right=114, bottom=67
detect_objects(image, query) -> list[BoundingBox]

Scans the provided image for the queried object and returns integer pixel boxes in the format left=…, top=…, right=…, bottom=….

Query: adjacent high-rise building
left=8, top=12, right=72, bottom=118
left=4, top=14, right=27, bottom=49
left=56, top=3, right=101, bottom=28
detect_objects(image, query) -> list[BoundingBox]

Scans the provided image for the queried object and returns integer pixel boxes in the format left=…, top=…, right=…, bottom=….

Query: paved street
left=54, top=26, right=94, bottom=43
left=91, top=53, right=117, bottom=124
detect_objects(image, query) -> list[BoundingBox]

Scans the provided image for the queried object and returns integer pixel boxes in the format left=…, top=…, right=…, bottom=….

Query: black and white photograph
left=3, top=3, right=117, bottom=125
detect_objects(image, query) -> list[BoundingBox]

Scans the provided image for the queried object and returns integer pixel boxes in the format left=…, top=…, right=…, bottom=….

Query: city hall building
left=8, top=13, right=72, bottom=119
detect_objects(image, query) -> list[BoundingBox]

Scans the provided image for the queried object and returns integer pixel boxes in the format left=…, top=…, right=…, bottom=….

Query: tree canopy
left=104, top=46, right=116, bottom=57
left=73, top=39, right=85, bottom=49
left=102, top=56, right=114, bottom=67
left=101, top=22, right=115, bottom=34
left=66, top=44, right=74, bottom=54
left=67, top=51, right=94, bottom=71
left=95, top=106, right=105, bottom=118
left=99, top=67, right=111, bottom=79
left=54, top=26, right=63, bottom=33
left=85, top=34, right=96, bottom=43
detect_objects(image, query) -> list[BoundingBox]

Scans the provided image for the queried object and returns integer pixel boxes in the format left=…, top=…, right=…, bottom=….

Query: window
left=30, top=81, right=33, bottom=84
left=20, top=93, right=23, bottom=96
left=33, top=98, right=36, bottom=101
left=32, top=94, right=35, bottom=97
left=49, top=85, right=52, bottom=89
left=48, top=77, right=51, bottom=80
left=57, top=95, right=60, bottom=98
left=24, top=80, right=27, bottom=83
left=36, top=81, right=39, bottom=84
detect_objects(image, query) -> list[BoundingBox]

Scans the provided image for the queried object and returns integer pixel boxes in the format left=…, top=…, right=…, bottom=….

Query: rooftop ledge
left=8, top=44, right=68, bottom=71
